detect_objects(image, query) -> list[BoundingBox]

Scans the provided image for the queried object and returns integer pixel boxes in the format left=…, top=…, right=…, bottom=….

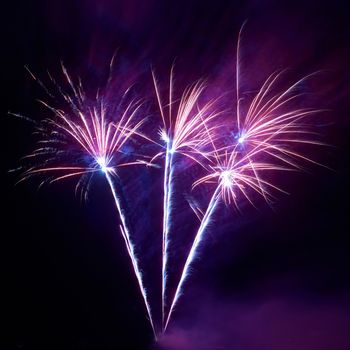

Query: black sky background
left=2, top=0, right=350, bottom=349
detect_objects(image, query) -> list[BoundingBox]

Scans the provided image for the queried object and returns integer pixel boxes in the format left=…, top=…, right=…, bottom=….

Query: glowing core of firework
left=96, top=156, right=111, bottom=173
left=220, top=170, right=234, bottom=188
left=237, top=135, right=245, bottom=144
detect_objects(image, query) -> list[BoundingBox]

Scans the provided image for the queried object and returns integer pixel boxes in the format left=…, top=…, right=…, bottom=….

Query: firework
left=15, top=26, right=329, bottom=339
left=164, top=28, right=327, bottom=330
left=19, top=64, right=157, bottom=338
left=151, top=67, right=221, bottom=330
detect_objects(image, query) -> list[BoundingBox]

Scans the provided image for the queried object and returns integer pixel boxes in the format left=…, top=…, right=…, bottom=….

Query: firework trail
left=19, top=64, right=157, bottom=338
left=164, top=29, right=327, bottom=330
left=151, top=67, right=220, bottom=330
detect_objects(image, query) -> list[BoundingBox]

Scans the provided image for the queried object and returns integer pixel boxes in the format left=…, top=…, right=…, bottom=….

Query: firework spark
left=152, top=67, right=221, bottom=330
left=19, top=64, right=157, bottom=338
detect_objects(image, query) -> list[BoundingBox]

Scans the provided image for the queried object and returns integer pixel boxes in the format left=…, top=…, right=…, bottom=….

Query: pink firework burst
left=18, top=63, right=158, bottom=338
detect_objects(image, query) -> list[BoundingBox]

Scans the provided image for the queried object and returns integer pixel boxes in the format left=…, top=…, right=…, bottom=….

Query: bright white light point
left=97, top=156, right=109, bottom=173
left=220, top=170, right=233, bottom=188
left=169, top=147, right=175, bottom=154
left=238, top=135, right=245, bottom=144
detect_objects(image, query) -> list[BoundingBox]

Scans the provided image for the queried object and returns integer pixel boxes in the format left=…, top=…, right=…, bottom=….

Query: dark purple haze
left=2, top=0, right=350, bottom=349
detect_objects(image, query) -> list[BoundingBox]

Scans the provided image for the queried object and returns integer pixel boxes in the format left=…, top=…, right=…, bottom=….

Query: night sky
left=2, top=0, right=350, bottom=349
